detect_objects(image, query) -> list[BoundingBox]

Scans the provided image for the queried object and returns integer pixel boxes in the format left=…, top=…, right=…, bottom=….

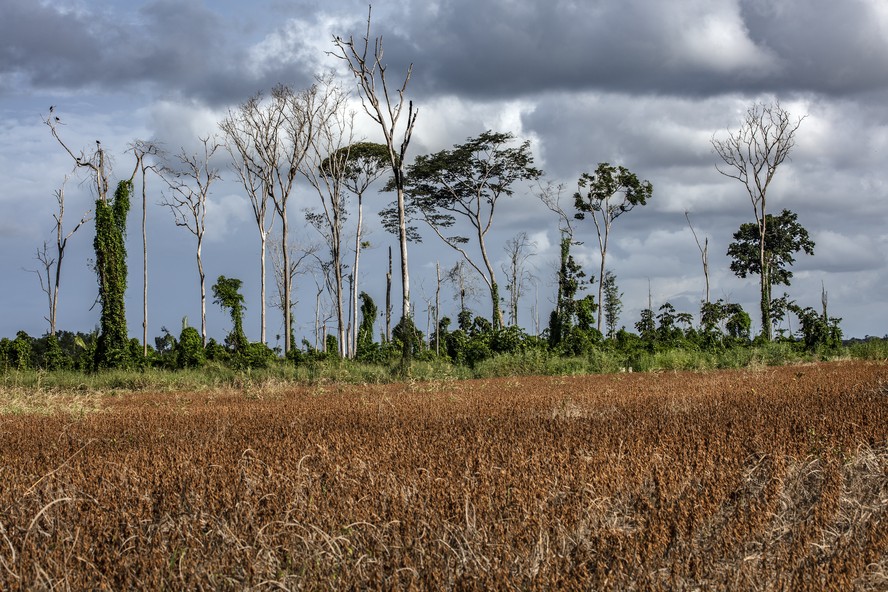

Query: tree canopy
left=727, top=209, right=815, bottom=287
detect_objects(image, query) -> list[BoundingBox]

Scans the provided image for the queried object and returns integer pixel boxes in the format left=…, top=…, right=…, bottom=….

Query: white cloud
left=675, top=5, right=778, bottom=74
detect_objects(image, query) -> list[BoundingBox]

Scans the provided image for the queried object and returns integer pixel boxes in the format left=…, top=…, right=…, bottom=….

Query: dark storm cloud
left=0, top=0, right=315, bottom=105
left=739, top=0, right=888, bottom=95
left=0, top=1, right=112, bottom=88
left=8, top=0, right=887, bottom=106
left=370, top=0, right=888, bottom=100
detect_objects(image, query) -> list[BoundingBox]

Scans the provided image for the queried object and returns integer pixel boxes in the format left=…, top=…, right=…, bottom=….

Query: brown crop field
left=1, top=361, right=886, bottom=590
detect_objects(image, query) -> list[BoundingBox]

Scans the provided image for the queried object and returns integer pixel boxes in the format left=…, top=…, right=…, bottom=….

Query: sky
left=2, top=0, right=887, bottom=348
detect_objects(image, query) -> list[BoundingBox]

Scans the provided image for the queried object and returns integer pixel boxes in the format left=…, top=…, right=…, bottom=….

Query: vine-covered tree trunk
left=94, top=180, right=132, bottom=370
left=356, top=291, right=377, bottom=359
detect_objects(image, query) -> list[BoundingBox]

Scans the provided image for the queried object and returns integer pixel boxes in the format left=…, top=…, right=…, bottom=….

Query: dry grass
left=0, top=361, right=885, bottom=590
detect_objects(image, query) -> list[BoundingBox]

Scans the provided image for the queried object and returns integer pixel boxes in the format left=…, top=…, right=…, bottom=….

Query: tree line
left=4, top=11, right=847, bottom=373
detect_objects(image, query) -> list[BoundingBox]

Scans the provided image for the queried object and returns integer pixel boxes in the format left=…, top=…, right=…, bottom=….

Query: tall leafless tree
left=333, top=7, right=419, bottom=326
left=129, top=140, right=163, bottom=356
left=712, top=101, right=805, bottom=340
left=30, top=178, right=91, bottom=335
left=220, top=94, right=280, bottom=345
left=160, top=136, right=221, bottom=346
left=302, top=80, right=354, bottom=357
left=685, top=210, right=710, bottom=305
left=501, top=232, right=537, bottom=327
left=339, top=142, right=389, bottom=357
left=445, top=259, right=480, bottom=316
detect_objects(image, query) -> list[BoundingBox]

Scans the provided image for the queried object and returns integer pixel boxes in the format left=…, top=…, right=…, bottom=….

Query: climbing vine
left=356, top=291, right=378, bottom=360
left=93, top=180, right=132, bottom=370
left=212, top=275, right=247, bottom=355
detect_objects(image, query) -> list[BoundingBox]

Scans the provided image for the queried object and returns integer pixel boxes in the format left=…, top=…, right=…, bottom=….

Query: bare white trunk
left=142, top=169, right=148, bottom=356
left=260, top=232, right=267, bottom=344
left=282, top=212, right=291, bottom=353
left=197, top=238, right=206, bottom=347
left=351, top=196, right=363, bottom=358
left=397, top=187, right=411, bottom=319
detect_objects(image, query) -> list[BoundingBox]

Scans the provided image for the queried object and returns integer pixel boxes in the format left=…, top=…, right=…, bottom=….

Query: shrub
left=176, top=327, right=206, bottom=369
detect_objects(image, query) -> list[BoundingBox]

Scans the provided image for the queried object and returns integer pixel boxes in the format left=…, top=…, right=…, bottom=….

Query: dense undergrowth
left=1, top=337, right=886, bottom=398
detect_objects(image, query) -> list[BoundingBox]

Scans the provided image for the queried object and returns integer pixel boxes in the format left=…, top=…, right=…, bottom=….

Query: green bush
left=40, top=334, right=69, bottom=371
left=176, top=327, right=206, bottom=369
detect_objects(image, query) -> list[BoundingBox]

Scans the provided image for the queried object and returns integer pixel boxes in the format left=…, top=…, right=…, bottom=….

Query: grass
left=0, top=340, right=881, bottom=404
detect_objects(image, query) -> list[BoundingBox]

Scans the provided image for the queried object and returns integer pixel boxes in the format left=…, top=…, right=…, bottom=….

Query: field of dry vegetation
left=1, top=361, right=886, bottom=590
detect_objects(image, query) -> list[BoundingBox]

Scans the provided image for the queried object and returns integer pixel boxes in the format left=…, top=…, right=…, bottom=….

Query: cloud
left=2, top=0, right=888, bottom=340
left=800, top=230, right=886, bottom=273
left=205, top=194, right=251, bottom=243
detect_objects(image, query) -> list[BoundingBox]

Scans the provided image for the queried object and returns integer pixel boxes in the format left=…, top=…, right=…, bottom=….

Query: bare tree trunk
left=282, top=212, right=291, bottom=352
left=333, top=236, right=345, bottom=356
left=597, top=222, right=609, bottom=335
left=315, top=286, right=322, bottom=349
left=141, top=162, right=149, bottom=356
left=197, top=239, right=206, bottom=346
left=476, top=227, right=504, bottom=329
left=435, top=262, right=441, bottom=356
left=397, top=187, right=411, bottom=321
left=385, top=246, right=392, bottom=342
left=685, top=211, right=710, bottom=305
left=50, top=252, right=60, bottom=335
left=260, top=231, right=267, bottom=344
left=351, top=195, right=363, bottom=358
left=759, top=214, right=770, bottom=340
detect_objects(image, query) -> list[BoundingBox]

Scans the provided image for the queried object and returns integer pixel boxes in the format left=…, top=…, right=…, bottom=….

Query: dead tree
left=301, top=80, right=354, bottom=357
left=129, top=140, right=163, bottom=356
left=333, top=7, right=419, bottom=325
left=339, top=142, right=389, bottom=357
left=445, top=259, right=480, bottom=316
left=30, top=178, right=91, bottom=335
left=160, top=136, right=222, bottom=346
left=44, top=108, right=112, bottom=205
left=501, top=232, right=537, bottom=327
left=220, top=94, right=279, bottom=345
left=685, top=210, right=710, bottom=305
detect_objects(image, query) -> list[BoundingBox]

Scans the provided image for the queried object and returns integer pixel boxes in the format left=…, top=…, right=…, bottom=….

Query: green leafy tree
left=212, top=276, right=247, bottom=355
left=548, top=236, right=589, bottom=349
left=574, top=162, right=653, bottom=333
left=789, top=304, right=842, bottom=350
left=39, top=333, right=68, bottom=370
left=635, top=307, right=656, bottom=342
left=727, top=209, right=814, bottom=335
left=7, top=331, right=35, bottom=370
left=401, top=130, right=543, bottom=329
left=176, top=325, right=206, bottom=369
left=699, top=299, right=751, bottom=346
